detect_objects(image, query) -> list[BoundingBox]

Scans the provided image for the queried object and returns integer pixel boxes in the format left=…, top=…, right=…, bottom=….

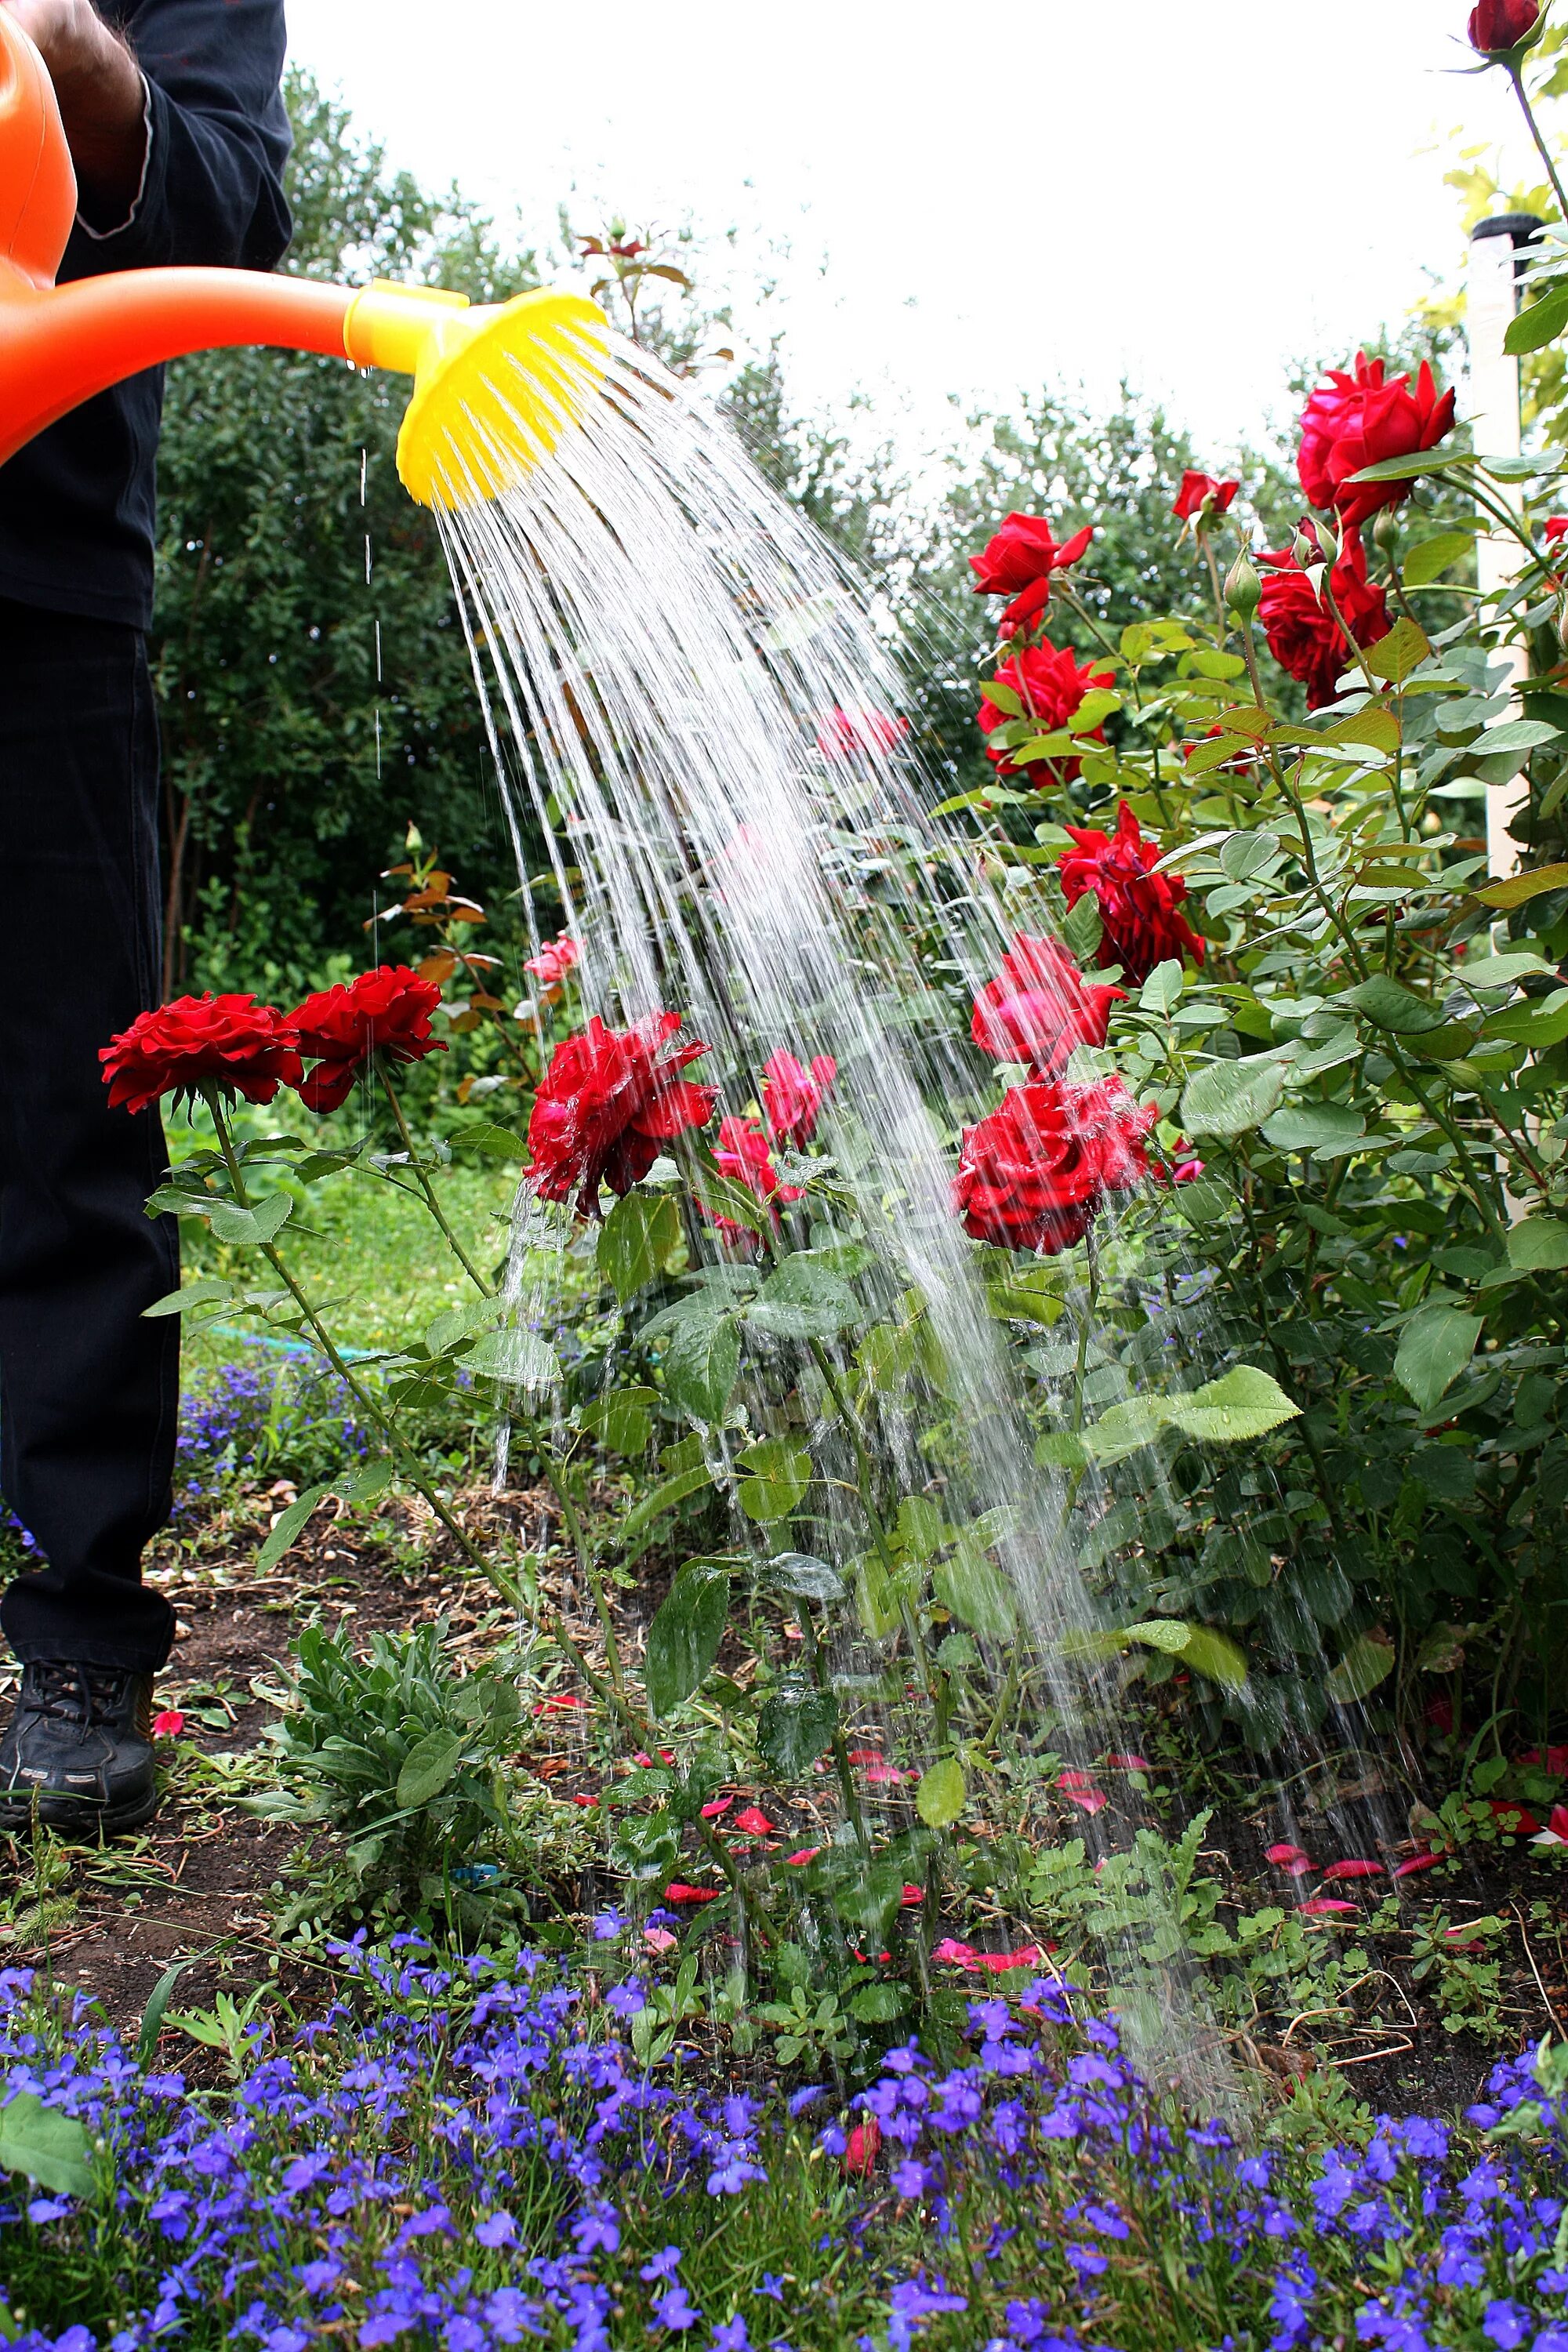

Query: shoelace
left=23, top=1663, right=133, bottom=1726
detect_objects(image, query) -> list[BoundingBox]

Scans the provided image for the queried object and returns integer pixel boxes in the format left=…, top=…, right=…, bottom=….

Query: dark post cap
left=1471, top=212, right=1546, bottom=244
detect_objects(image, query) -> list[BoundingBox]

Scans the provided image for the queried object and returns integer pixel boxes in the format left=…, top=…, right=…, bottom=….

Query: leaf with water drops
left=1179, top=1056, right=1285, bottom=1138
left=1162, top=1367, right=1300, bottom=1444
left=646, top=1563, right=731, bottom=1718
left=735, top=1437, right=811, bottom=1523
left=916, top=1755, right=967, bottom=1830
left=597, top=1190, right=681, bottom=1304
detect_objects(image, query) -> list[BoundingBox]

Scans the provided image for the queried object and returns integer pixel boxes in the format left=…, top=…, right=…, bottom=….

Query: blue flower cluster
left=4, top=1945, right=1568, bottom=2352
left=172, top=1344, right=368, bottom=1515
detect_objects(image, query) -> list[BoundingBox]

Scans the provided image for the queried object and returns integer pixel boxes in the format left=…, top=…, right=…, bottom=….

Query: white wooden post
left=1468, top=214, right=1541, bottom=880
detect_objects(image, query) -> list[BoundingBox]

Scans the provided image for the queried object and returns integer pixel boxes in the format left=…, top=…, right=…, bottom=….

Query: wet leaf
left=1325, top=1632, right=1396, bottom=1706
left=1163, top=1366, right=1300, bottom=1444
left=757, top=1676, right=838, bottom=1776
left=597, top=1191, right=681, bottom=1303
left=646, top=1565, right=731, bottom=1717
left=916, top=1755, right=967, bottom=1829
left=735, top=1438, right=811, bottom=1523
left=1179, top=1057, right=1285, bottom=1138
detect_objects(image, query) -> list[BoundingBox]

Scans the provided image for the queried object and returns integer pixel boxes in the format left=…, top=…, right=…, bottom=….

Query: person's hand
left=1, top=0, right=147, bottom=220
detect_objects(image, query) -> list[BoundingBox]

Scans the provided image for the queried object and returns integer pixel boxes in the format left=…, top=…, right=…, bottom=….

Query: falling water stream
left=419, top=321, right=1232, bottom=2097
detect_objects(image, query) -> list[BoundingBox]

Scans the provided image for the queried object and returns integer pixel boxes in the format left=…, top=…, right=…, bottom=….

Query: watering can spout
left=0, top=10, right=604, bottom=506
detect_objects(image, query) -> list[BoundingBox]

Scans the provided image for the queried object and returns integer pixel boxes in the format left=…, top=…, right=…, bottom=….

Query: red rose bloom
left=971, top=935, right=1125, bottom=1076
left=978, top=641, right=1115, bottom=784
left=1258, top=527, right=1391, bottom=708
left=1296, top=351, right=1457, bottom=528
left=290, top=965, right=446, bottom=1114
left=527, top=1011, right=717, bottom=1216
left=761, top=1048, right=837, bottom=1149
left=1172, top=470, right=1239, bottom=521
left=1545, top=516, right=1568, bottom=546
left=815, top=706, right=909, bottom=761
left=704, top=1113, right=802, bottom=1245
left=952, top=1076, right=1154, bottom=1255
left=524, top=931, right=582, bottom=989
left=970, top=513, right=1094, bottom=633
left=100, top=995, right=303, bottom=1116
left=1470, top=0, right=1540, bottom=50
left=1058, top=801, right=1205, bottom=984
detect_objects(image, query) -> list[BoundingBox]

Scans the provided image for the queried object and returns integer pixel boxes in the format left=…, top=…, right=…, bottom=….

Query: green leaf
left=1163, top=1367, right=1301, bottom=1444
left=748, top=1257, right=861, bottom=1341
left=465, top=1327, right=558, bottom=1388
left=395, top=1729, right=464, bottom=1811
left=736, top=1437, right=811, bottom=1523
left=1261, top=1103, right=1366, bottom=1154
left=136, top=1962, right=191, bottom=2070
left=449, top=1120, right=531, bottom=1161
left=425, top=1297, right=503, bottom=1356
left=646, top=1565, right=731, bottom=1717
left=619, top=1461, right=715, bottom=1563
left=1506, top=282, right=1568, bottom=353
left=1403, top=531, right=1476, bottom=586
left=1139, top=958, right=1184, bottom=1013
left=1325, top=1632, right=1396, bottom=1707
left=932, top=1544, right=1017, bottom=1639
left=1219, top=830, right=1280, bottom=882
left=1457, top=949, right=1555, bottom=989
left=1348, top=449, right=1465, bottom=485
left=1344, top=975, right=1447, bottom=1033
left=1508, top=1218, right=1568, bottom=1272
left=0, top=2092, right=93, bottom=2199
left=1483, top=989, right=1568, bottom=1047
left=339, top=1460, right=394, bottom=1506
left=1123, top=1618, right=1192, bottom=1655
left=765, top=1552, right=846, bottom=1603
left=1478, top=718, right=1565, bottom=757
left=256, top=1479, right=332, bottom=1573
left=848, top=1984, right=907, bottom=2024
left=916, top=1755, right=967, bottom=1829
left=141, top=1276, right=232, bottom=1319
left=580, top=1388, right=655, bottom=1455
left=1034, top=1431, right=1089, bottom=1470
left=1363, top=618, right=1430, bottom=684
left=757, top=1677, right=839, bottom=1777
left=1473, top=861, right=1568, bottom=909
left=597, top=1191, right=681, bottom=1304
left=662, top=1310, right=740, bottom=1425
left=855, top=1554, right=902, bottom=1640
left=209, top=1192, right=293, bottom=1247
left=1179, top=1058, right=1286, bottom=1138
left=1061, top=892, right=1103, bottom=962
left=1180, top=1626, right=1249, bottom=1690
left=1394, top=1302, right=1482, bottom=1416
left=1080, top=1396, right=1171, bottom=1465
left=689, top=1162, right=773, bottom=1238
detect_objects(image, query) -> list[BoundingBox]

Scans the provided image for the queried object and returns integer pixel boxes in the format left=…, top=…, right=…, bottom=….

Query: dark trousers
left=0, top=598, right=178, bottom=1673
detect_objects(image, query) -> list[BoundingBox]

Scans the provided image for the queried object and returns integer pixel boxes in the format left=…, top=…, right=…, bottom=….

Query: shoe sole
left=0, top=1784, right=159, bottom=1840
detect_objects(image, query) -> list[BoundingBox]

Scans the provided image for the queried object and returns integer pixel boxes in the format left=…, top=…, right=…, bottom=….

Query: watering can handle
left=0, top=3, right=78, bottom=290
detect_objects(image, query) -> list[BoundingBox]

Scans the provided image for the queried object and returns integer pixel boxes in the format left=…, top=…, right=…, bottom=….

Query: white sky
left=284, top=0, right=1544, bottom=467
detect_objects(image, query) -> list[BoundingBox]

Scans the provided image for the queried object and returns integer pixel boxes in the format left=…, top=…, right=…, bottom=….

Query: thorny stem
left=198, top=1087, right=629, bottom=1732
left=544, top=1457, right=628, bottom=1705
left=808, top=1338, right=936, bottom=1697
left=1508, top=60, right=1568, bottom=229
left=381, top=1073, right=492, bottom=1295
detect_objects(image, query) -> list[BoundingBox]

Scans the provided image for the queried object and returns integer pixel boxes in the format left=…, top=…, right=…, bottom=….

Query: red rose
left=971, top=935, right=1124, bottom=1076
left=1296, top=351, right=1456, bottom=529
left=290, top=965, right=446, bottom=1114
left=1545, top=516, right=1568, bottom=546
left=524, top=932, right=582, bottom=990
left=843, top=2118, right=882, bottom=2176
left=100, top=995, right=303, bottom=1116
left=1469, top=0, right=1540, bottom=50
left=704, top=1113, right=802, bottom=1245
left=761, top=1049, right=837, bottom=1149
left=952, top=1076, right=1154, bottom=1255
left=1258, top=527, right=1391, bottom=708
left=815, top=706, right=909, bottom=761
left=978, top=641, right=1115, bottom=785
left=970, top=514, right=1094, bottom=633
left=1058, top=802, right=1205, bottom=984
left=1172, top=471, right=1239, bottom=521
left=526, top=1011, right=716, bottom=1217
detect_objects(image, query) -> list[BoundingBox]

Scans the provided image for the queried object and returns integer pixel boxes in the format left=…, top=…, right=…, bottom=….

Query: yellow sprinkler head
left=343, top=281, right=609, bottom=510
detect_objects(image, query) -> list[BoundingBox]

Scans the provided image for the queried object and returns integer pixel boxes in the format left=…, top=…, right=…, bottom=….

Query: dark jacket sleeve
left=68, top=0, right=292, bottom=277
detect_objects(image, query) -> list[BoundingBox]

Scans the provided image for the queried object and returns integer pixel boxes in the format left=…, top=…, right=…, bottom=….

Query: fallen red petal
left=1298, top=1898, right=1359, bottom=1916
left=664, top=1883, right=721, bottom=1904
left=732, top=1806, right=774, bottom=1835
left=1391, top=1852, right=1440, bottom=1877
left=1321, top=1859, right=1383, bottom=1881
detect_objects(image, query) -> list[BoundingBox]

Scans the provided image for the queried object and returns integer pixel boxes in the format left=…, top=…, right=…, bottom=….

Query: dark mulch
left=1, top=1479, right=1563, bottom=2117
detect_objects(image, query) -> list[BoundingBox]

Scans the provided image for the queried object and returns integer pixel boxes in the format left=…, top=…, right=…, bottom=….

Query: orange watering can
left=0, top=9, right=604, bottom=506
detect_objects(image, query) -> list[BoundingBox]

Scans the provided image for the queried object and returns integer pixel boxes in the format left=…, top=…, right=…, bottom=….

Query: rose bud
left=1223, top=550, right=1261, bottom=621
left=1468, top=0, right=1541, bottom=56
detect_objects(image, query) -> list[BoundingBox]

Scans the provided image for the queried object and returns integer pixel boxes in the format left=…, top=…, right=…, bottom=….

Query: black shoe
left=0, top=1662, right=158, bottom=1836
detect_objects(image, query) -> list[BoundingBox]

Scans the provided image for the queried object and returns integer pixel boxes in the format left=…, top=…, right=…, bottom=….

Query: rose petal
left=1298, top=1898, right=1360, bottom=1916
left=1391, top=1851, right=1441, bottom=1877
left=732, top=1807, right=774, bottom=1835
left=664, top=1883, right=721, bottom=1905
left=643, top=1927, right=677, bottom=1953
left=151, top=1710, right=186, bottom=1739
left=1064, top=1788, right=1108, bottom=1816
left=699, top=1798, right=733, bottom=1819
left=1265, top=1842, right=1311, bottom=1867
left=784, top=1848, right=821, bottom=1867
left=1321, top=1859, right=1383, bottom=1881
